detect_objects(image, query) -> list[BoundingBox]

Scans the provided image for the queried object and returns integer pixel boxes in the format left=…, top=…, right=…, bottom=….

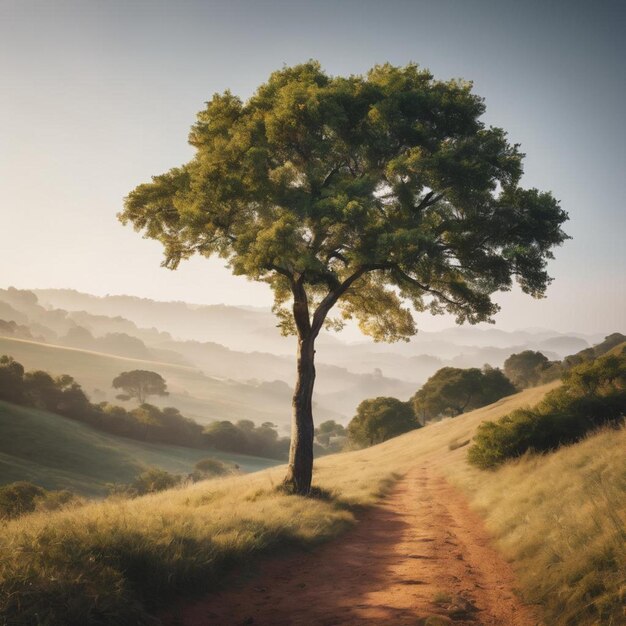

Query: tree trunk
left=283, top=335, right=316, bottom=495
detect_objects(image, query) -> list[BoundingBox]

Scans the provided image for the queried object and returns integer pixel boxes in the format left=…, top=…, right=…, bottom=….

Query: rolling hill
left=0, top=400, right=278, bottom=496
left=0, top=336, right=344, bottom=428
left=2, top=381, right=623, bottom=625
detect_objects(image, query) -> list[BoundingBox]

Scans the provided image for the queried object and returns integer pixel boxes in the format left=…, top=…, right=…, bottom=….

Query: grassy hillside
left=447, top=427, right=625, bottom=625
left=0, top=401, right=278, bottom=496
left=0, top=336, right=343, bottom=427
left=1, top=382, right=623, bottom=625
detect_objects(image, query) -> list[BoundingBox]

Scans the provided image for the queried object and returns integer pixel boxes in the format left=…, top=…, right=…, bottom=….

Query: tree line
left=0, top=356, right=290, bottom=459
left=345, top=333, right=626, bottom=450
left=469, top=346, right=626, bottom=468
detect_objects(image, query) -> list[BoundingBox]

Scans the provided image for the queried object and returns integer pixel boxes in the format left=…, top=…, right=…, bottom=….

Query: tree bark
left=283, top=335, right=316, bottom=494
left=282, top=267, right=369, bottom=495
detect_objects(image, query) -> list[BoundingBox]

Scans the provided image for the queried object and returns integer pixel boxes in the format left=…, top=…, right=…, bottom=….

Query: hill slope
left=0, top=336, right=343, bottom=427
left=0, top=401, right=279, bottom=495
left=1, top=382, right=623, bottom=625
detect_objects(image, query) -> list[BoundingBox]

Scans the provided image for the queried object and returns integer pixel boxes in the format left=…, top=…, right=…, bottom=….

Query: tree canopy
left=348, top=397, right=419, bottom=447
left=120, top=61, right=568, bottom=341
left=503, top=350, right=551, bottom=389
left=412, top=365, right=516, bottom=421
left=112, top=370, right=169, bottom=404
left=120, top=61, right=569, bottom=493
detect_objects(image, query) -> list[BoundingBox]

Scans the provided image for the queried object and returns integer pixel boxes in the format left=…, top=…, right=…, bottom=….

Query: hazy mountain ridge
left=33, top=288, right=598, bottom=359
left=0, top=287, right=615, bottom=427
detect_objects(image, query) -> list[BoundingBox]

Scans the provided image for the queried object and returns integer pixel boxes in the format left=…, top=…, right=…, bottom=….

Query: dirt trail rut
left=163, top=466, right=539, bottom=625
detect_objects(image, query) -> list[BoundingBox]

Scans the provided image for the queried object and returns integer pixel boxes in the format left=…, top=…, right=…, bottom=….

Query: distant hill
left=0, top=336, right=343, bottom=428
left=33, top=288, right=293, bottom=352
left=1, top=287, right=620, bottom=423
left=0, top=400, right=278, bottom=496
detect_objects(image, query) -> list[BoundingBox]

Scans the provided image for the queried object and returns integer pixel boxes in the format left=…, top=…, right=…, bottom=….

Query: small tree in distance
left=120, top=61, right=568, bottom=494
left=503, top=350, right=551, bottom=389
left=112, top=370, right=169, bottom=404
left=348, top=397, right=419, bottom=447
left=412, top=365, right=515, bottom=423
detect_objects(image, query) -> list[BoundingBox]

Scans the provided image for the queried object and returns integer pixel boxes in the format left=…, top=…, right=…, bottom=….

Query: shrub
left=191, top=458, right=235, bottom=480
left=0, top=482, right=46, bottom=519
left=108, top=468, right=184, bottom=498
left=469, top=353, right=626, bottom=469
left=0, top=482, right=81, bottom=519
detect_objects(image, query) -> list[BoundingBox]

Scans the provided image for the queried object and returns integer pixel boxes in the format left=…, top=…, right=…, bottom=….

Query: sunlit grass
left=1, top=381, right=623, bottom=625
left=446, top=425, right=626, bottom=625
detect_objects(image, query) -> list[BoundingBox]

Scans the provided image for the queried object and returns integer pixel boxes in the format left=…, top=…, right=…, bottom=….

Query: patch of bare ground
left=161, top=464, right=539, bottom=626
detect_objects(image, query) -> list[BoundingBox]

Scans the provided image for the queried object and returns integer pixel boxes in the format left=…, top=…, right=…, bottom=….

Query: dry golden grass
left=2, top=380, right=624, bottom=625
left=445, top=426, right=626, bottom=625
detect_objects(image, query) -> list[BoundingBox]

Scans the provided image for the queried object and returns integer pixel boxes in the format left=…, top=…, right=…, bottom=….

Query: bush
left=0, top=482, right=46, bottom=519
left=190, top=458, right=235, bottom=480
left=108, top=468, right=184, bottom=498
left=469, top=353, right=626, bottom=468
left=0, top=482, right=81, bottom=519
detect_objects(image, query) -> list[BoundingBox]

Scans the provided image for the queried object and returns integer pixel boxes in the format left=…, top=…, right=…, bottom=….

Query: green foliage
left=0, top=399, right=276, bottom=497
left=412, top=365, right=515, bottom=422
left=106, top=403, right=203, bottom=447
left=348, top=397, right=419, bottom=447
left=130, top=468, right=183, bottom=496
left=0, top=481, right=45, bottom=519
left=120, top=61, right=568, bottom=343
left=112, top=369, right=169, bottom=403
left=188, top=457, right=238, bottom=482
left=193, top=457, right=234, bottom=477
left=469, top=352, right=626, bottom=468
left=314, top=419, right=346, bottom=448
left=0, top=354, right=287, bottom=457
left=203, top=419, right=289, bottom=459
left=562, top=333, right=626, bottom=370
left=0, top=355, right=25, bottom=403
left=503, top=350, right=552, bottom=388
left=505, top=335, right=626, bottom=389
left=0, top=481, right=80, bottom=519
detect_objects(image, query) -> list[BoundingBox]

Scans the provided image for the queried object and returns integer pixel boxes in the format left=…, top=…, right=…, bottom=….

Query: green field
left=0, top=400, right=279, bottom=496
left=0, top=336, right=345, bottom=428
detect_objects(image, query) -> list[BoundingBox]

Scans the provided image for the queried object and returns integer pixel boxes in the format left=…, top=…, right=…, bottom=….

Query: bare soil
left=162, top=465, right=540, bottom=625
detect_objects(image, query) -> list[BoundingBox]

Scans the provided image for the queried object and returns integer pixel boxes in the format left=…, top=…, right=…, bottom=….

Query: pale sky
left=1, top=0, right=624, bottom=334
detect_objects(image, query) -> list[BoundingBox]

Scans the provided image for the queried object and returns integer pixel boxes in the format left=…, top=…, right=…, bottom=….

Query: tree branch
left=321, top=165, right=342, bottom=189
left=390, top=265, right=466, bottom=309
left=326, top=250, right=349, bottom=266
left=267, top=263, right=293, bottom=280
left=310, top=264, right=387, bottom=337
left=415, top=191, right=444, bottom=212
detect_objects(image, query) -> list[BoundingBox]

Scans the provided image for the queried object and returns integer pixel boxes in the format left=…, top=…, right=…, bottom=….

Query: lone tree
left=120, top=62, right=568, bottom=494
left=112, top=370, right=169, bottom=404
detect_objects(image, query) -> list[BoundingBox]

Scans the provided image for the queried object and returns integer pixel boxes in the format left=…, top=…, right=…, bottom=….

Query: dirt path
left=162, top=466, right=539, bottom=625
